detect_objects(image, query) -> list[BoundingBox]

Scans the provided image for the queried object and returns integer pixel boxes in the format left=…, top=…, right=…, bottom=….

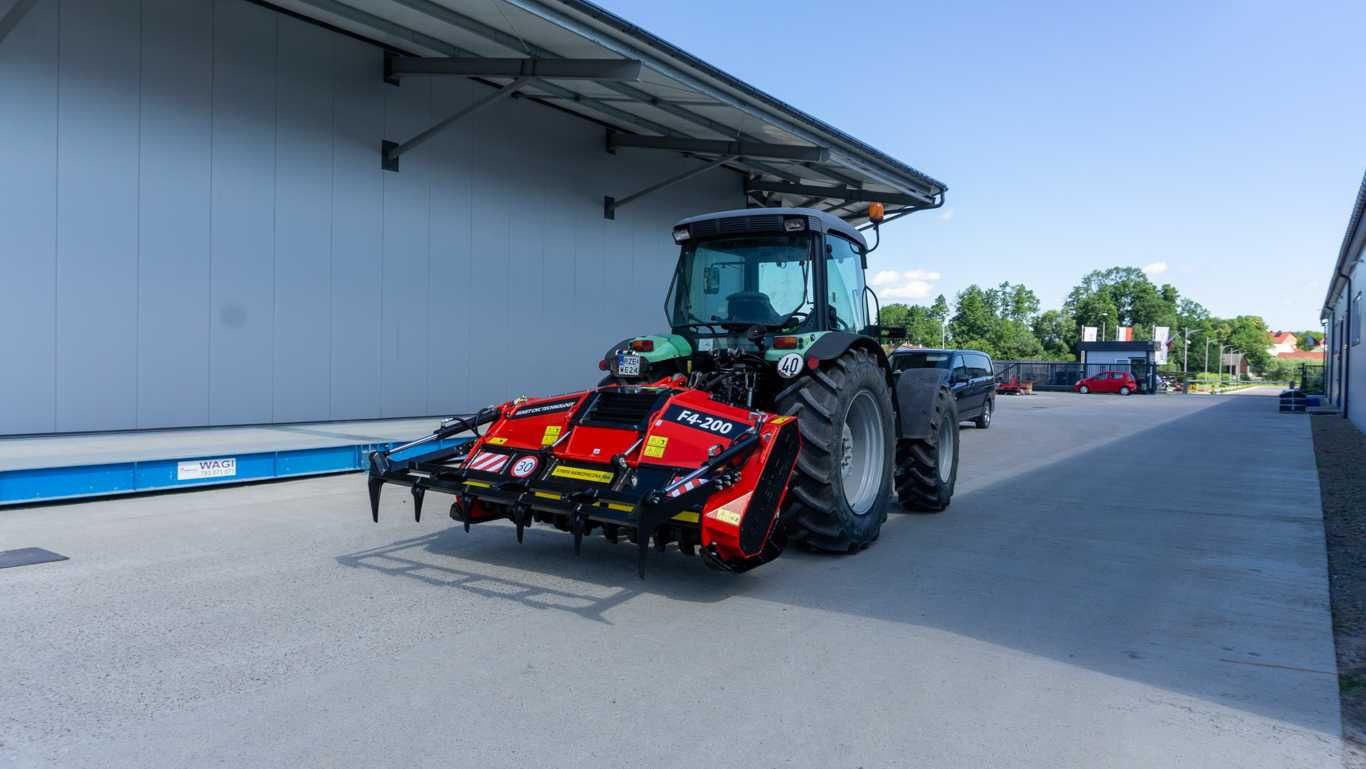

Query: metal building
left=0, top=0, right=944, bottom=437
left=1322, top=170, right=1364, bottom=430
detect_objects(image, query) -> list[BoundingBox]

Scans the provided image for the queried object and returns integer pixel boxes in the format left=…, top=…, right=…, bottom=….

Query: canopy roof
left=266, top=0, right=947, bottom=225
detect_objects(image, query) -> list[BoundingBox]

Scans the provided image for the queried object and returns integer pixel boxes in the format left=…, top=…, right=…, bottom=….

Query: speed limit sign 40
left=776, top=353, right=804, bottom=379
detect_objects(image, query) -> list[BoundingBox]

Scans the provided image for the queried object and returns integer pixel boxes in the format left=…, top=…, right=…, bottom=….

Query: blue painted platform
left=0, top=418, right=467, bottom=506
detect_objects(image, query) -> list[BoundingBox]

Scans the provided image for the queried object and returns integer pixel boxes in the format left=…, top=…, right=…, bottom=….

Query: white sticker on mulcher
left=776, top=353, right=804, bottom=378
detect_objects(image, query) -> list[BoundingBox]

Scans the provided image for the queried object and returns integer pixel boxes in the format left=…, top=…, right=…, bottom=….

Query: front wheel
left=1079, top=385, right=1090, bottom=394
left=1119, top=386, right=1131, bottom=396
left=775, top=347, right=895, bottom=552
left=895, top=385, right=959, bottom=512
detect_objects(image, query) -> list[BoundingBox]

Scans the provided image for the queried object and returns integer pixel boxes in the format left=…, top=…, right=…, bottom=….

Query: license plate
left=616, top=353, right=641, bottom=377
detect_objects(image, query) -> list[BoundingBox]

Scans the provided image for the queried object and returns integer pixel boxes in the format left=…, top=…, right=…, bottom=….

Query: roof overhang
left=1323, top=170, right=1366, bottom=319
left=260, top=0, right=946, bottom=225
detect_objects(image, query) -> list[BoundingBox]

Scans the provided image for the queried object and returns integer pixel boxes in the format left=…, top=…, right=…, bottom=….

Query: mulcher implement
left=368, top=377, right=800, bottom=577
left=365, top=205, right=959, bottom=577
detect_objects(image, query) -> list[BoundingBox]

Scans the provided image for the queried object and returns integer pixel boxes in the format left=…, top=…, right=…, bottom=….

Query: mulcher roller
left=366, top=375, right=801, bottom=577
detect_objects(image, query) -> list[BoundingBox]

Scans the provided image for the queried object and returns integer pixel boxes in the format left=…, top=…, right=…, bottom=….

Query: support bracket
left=604, top=155, right=737, bottom=220
left=382, top=77, right=530, bottom=171
left=0, top=0, right=40, bottom=45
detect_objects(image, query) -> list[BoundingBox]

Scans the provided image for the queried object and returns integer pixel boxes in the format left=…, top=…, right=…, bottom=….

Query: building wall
left=0, top=0, right=741, bottom=435
left=1325, top=255, right=1364, bottom=432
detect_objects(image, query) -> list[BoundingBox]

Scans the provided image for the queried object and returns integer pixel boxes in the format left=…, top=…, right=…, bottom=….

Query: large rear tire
left=775, top=347, right=895, bottom=552
left=895, top=385, right=959, bottom=512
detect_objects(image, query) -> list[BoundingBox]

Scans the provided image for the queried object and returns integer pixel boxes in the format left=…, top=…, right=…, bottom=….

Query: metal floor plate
left=0, top=547, right=69, bottom=569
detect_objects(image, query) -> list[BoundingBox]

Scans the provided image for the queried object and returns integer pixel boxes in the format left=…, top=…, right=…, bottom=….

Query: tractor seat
left=725, top=291, right=782, bottom=325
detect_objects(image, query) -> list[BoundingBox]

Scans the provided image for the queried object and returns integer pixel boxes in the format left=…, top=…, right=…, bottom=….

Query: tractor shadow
left=339, top=394, right=1336, bottom=734
left=336, top=521, right=749, bottom=624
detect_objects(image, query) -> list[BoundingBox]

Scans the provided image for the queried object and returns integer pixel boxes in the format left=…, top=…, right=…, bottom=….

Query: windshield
left=893, top=351, right=953, bottom=371
left=667, top=234, right=815, bottom=330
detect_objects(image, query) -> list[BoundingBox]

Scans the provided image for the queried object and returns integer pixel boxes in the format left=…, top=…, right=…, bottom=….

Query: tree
left=880, top=301, right=949, bottom=348
left=948, top=283, right=1046, bottom=359
left=1032, top=310, right=1073, bottom=359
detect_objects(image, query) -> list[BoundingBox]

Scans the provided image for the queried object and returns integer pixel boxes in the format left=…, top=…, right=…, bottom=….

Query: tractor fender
left=804, top=332, right=892, bottom=375
left=894, top=368, right=953, bottom=440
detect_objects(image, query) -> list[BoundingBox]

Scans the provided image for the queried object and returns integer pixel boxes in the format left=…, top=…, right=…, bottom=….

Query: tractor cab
left=665, top=208, right=876, bottom=344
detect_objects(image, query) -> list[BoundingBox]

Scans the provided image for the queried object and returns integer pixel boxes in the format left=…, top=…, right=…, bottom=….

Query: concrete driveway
left=0, top=391, right=1342, bottom=768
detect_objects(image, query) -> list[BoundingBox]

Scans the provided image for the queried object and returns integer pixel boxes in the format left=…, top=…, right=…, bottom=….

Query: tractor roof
left=675, top=208, right=867, bottom=249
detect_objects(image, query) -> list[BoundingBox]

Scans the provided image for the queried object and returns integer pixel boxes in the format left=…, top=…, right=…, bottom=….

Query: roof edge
left=516, top=0, right=946, bottom=201
left=1323, top=170, right=1366, bottom=319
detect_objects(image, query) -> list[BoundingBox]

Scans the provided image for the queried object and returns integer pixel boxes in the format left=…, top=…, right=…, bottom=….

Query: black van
left=889, top=348, right=996, bottom=429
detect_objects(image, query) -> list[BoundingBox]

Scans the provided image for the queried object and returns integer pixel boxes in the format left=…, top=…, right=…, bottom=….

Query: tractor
left=366, top=206, right=959, bottom=577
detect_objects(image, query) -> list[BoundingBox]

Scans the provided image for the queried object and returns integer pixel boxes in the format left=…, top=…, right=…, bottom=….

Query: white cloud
left=1142, top=261, right=1169, bottom=276
left=870, top=268, right=942, bottom=300
left=937, top=208, right=955, bottom=222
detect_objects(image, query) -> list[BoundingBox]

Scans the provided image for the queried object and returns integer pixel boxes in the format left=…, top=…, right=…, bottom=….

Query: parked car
left=1074, top=371, right=1138, bottom=395
left=890, top=348, right=996, bottom=428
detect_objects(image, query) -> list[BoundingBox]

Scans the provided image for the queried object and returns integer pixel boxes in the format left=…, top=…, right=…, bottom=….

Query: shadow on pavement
left=338, top=394, right=1335, bottom=733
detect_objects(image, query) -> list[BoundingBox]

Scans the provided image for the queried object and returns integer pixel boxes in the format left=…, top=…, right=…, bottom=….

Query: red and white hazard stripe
left=667, top=476, right=708, bottom=498
left=466, top=451, right=510, bottom=474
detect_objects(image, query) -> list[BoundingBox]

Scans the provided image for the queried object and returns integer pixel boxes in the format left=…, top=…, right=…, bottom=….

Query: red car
left=1074, top=371, right=1138, bottom=395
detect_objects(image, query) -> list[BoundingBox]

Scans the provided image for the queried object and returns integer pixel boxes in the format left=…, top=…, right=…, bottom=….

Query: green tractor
left=598, top=206, right=959, bottom=552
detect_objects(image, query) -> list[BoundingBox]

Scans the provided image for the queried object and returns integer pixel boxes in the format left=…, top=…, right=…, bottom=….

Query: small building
left=1322, top=171, right=1365, bottom=430
left=1077, top=340, right=1162, bottom=393
left=1267, top=331, right=1299, bottom=356
left=1221, top=352, right=1250, bottom=376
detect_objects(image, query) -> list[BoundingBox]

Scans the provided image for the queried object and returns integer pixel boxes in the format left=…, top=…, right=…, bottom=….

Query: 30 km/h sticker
left=510, top=455, right=540, bottom=478
left=776, top=353, right=804, bottom=378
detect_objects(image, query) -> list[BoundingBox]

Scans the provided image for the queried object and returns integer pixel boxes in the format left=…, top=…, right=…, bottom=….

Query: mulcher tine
left=571, top=506, right=585, bottom=555
left=367, top=477, right=383, bottom=523
left=411, top=485, right=425, bottom=522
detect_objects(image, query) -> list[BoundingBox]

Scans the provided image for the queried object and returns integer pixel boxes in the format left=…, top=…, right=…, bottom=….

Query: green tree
left=1032, top=309, right=1073, bottom=359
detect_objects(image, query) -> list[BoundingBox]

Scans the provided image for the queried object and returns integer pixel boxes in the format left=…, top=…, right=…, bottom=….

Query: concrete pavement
left=0, top=391, right=1342, bottom=768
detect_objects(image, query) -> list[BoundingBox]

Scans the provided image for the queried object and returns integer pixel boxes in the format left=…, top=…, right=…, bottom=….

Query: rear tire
left=775, top=347, right=895, bottom=552
left=895, top=385, right=959, bottom=512
left=1119, top=386, right=1131, bottom=396
left=974, top=397, right=992, bottom=429
left=1079, top=385, right=1090, bottom=394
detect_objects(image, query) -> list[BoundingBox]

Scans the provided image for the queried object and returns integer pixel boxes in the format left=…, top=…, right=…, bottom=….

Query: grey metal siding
left=0, top=0, right=740, bottom=436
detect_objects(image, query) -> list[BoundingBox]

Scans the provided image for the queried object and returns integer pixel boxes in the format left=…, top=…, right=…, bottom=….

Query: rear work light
left=783, top=217, right=807, bottom=232
left=773, top=336, right=800, bottom=349
left=672, top=227, right=691, bottom=243
left=630, top=339, right=654, bottom=352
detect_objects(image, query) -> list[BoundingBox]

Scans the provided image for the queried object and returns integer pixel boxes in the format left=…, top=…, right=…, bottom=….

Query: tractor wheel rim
left=937, top=419, right=954, bottom=484
left=841, top=390, right=884, bottom=516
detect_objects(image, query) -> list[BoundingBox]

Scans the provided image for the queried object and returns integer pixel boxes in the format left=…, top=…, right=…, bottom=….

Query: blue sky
left=597, top=0, right=1366, bottom=330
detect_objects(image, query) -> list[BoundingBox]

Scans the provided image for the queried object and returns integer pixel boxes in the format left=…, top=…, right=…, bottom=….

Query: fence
left=993, top=360, right=1155, bottom=393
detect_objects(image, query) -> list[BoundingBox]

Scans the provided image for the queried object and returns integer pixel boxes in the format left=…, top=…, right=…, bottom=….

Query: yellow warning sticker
left=671, top=511, right=700, bottom=524
left=541, top=425, right=562, bottom=446
left=486, top=436, right=508, bottom=445
left=550, top=465, right=613, bottom=484
left=710, top=507, right=742, bottom=526
left=534, top=491, right=562, bottom=501
left=599, top=501, right=635, bottom=513
left=643, top=435, right=668, bottom=458
left=465, top=479, right=492, bottom=489
left=769, top=416, right=792, bottom=425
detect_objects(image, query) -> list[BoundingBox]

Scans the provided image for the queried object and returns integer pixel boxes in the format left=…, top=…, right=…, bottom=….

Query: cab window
left=825, top=235, right=867, bottom=333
